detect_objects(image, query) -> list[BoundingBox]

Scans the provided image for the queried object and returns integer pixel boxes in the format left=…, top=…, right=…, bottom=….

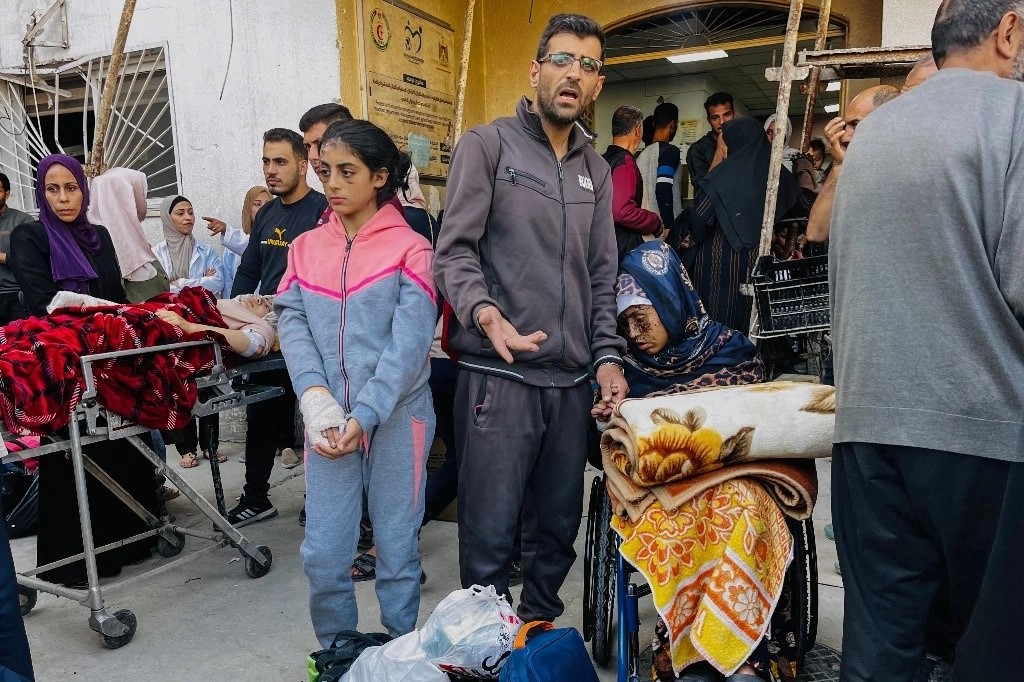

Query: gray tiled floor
left=798, top=644, right=842, bottom=681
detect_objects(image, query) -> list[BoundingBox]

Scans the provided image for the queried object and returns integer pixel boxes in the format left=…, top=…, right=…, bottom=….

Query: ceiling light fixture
left=666, top=49, right=729, bottom=64
left=824, top=104, right=840, bottom=113
left=825, top=81, right=841, bottom=92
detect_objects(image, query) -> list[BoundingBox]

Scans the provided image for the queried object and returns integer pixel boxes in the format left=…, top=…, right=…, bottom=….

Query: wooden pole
left=86, top=0, right=137, bottom=178
left=799, top=0, right=833, bottom=152
left=452, top=0, right=476, bottom=145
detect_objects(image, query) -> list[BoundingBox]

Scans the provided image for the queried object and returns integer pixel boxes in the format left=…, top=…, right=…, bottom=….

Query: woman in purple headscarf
left=9, top=155, right=158, bottom=587
left=9, top=155, right=127, bottom=315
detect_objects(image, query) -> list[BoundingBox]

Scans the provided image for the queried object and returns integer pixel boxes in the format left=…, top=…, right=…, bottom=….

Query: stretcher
left=1, top=340, right=286, bottom=649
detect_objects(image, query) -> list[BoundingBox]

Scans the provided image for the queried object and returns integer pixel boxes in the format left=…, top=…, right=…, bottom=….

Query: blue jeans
left=0, top=478, right=34, bottom=681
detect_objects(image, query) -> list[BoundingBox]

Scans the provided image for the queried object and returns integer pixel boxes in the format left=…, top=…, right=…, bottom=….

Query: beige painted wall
left=882, top=0, right=941, bottom=46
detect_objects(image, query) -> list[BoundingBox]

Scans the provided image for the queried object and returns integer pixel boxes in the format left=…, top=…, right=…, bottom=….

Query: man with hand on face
left=227, top=128, right=327, bottom=528
left=603, top=105, right=665, bottom=261
left=434, top=13, right=628, bottom=623
left=685, top=91, right=735, bottom=187
left=805, top=85, right=899, bottom=243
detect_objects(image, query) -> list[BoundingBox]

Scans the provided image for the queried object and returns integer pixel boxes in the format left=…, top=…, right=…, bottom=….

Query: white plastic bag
left=341, top=631, right=447, bottom=682
left=420, top=585, right=523, bottom=678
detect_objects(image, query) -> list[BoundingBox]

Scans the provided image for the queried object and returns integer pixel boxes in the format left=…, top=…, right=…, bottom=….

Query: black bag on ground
left=308, top=630, right=393, bottom=682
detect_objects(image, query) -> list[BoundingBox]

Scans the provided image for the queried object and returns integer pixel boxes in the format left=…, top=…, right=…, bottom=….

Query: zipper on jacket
left=507, top=166, right=546, bottom=187
left=555, top=158, right=567, bottom=385
left=339, top=237, right=354, bottom=412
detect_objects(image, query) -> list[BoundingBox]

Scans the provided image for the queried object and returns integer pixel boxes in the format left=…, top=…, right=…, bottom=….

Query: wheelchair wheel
left=787, top=516, right=819, bottom=665
left=583, top=477, right=600, bottom=641
left=587, top=478, right=616, bottom=666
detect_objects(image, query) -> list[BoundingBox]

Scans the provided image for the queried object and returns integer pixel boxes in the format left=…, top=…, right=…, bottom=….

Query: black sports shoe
left=299, top=505, right=306, bottom=527
left=227, top=496, right=278, bottom=528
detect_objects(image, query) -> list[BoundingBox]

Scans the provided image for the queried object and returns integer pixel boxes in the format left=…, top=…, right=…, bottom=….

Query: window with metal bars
left=0, top=44, right=179, bottom=214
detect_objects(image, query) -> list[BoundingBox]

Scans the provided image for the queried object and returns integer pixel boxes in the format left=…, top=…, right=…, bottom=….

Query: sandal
left=179, top=452, right=200, bottom=468
left=203, top=449, right=228, bottom=464
left=162, top=486, right=180, bottom=501
left=352, top=552, right=376, bottom=582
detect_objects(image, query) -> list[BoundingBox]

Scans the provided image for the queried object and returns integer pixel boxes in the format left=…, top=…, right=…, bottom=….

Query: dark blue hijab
left=617, top=241, right=761, bottom=397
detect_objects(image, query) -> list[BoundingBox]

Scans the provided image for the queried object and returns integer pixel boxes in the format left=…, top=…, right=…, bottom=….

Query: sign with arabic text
left=363, top=0, right=456, bottom=179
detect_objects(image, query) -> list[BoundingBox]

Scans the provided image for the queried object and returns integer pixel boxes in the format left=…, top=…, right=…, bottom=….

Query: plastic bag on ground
left=421, top=585, right=523, bottom=678
left=340, top=631, right=447, bottom=682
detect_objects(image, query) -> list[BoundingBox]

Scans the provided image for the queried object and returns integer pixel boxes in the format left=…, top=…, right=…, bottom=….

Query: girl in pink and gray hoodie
left=275, top=120, right=436, bottom=645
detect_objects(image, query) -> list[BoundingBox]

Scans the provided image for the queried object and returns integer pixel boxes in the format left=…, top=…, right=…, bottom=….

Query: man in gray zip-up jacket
left=434, top=13, right=628, bottom=622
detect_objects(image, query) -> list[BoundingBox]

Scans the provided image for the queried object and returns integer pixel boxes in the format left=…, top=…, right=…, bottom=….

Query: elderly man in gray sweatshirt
left=829, top=1, right=1024, bottom=679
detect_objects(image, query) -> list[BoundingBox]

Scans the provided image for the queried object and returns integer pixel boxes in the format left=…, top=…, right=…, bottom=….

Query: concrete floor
left=11, top=426, right=842, bottom=682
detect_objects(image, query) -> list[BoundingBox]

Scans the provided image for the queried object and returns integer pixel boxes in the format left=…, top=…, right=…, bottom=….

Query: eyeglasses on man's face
left=539, top=52, right=603, bottom=74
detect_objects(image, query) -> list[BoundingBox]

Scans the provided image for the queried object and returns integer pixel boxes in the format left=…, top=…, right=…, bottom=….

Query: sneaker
left=281, top=447, right=301, bottom=469
left=509, top=561, right=523, bottom=587
left=227, top=496, right=278, bottom=528
left=299, top=505, right=306, bottom=527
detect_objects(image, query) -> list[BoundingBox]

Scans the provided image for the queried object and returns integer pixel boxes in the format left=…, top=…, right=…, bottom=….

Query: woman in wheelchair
left=599, top=241, right=807, bottom=682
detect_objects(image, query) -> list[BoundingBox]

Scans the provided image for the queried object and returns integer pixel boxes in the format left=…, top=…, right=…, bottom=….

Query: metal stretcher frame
left=1, top=339, right=286, bottom=649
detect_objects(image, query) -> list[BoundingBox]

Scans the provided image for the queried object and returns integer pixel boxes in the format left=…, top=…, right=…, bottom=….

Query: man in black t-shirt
left=232, top=129, right=327, bottom=298
left=228, top=128, right=327, bottom=527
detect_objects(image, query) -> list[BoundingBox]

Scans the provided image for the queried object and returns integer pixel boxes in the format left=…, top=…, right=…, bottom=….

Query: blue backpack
left=499, top=621, right=599, bottom=682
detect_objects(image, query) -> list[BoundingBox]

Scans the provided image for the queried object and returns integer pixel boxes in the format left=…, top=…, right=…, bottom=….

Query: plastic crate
left=751, top=254, right=830, bottom=337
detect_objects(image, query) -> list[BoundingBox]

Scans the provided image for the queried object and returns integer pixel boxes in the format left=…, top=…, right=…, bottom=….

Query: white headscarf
left=160, top=195, right=195, bottom=281
left=764, top=114, right=794, bottom=144
left=88, top=168, right=157, bottom=278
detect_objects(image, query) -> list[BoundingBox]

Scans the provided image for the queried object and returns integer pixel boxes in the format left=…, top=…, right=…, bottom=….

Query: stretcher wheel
left=100, top=609, right=137, bottom=649
left=587, top=478, right=616, bottom=666
left=244, top=545, right=273, bottom=578
left=18, top=586, right=37, bottom=616
left=157, top=530, right=186, bottom=558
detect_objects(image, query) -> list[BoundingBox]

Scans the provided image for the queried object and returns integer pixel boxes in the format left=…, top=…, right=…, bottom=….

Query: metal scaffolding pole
left=798, top=0, right=833, bottom=152
left=750, top=0, right=806, bottom=335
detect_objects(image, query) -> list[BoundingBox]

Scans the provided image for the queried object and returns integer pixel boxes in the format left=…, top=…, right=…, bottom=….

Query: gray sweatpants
left=301, top=388, right=435, bottom=646
left=455, top=371, right=592, bottom=622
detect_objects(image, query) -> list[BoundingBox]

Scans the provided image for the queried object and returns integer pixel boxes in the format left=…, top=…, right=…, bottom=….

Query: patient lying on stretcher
left=48, top=290, right=278, bottom=359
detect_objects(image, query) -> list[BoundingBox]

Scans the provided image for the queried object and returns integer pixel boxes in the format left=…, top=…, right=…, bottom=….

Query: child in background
left=275, top=119, right=436, bottom=646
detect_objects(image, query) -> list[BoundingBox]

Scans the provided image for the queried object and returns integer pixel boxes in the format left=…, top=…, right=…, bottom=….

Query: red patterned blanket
left=0, top=287, right=225, bottom=434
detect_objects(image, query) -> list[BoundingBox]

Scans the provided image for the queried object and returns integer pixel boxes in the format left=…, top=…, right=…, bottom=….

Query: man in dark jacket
left=603, top=106, right=664, bottom=262
left=434, top=13, right=628, bottom=622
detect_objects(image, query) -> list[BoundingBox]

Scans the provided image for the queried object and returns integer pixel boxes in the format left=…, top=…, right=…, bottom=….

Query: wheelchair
left=582, top=474, right=819, bottom=682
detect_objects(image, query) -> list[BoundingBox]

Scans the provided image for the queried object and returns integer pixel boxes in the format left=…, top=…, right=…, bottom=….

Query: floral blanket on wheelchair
left=600, top=382, right=832, bottom=678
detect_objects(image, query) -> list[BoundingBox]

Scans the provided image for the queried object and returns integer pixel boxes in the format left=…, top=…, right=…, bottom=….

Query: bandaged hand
left=300, top=389, right=349, bottom=458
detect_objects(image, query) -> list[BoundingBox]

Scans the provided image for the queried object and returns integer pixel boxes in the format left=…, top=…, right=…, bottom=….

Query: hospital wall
left=0, top=0, right=342, bottom=246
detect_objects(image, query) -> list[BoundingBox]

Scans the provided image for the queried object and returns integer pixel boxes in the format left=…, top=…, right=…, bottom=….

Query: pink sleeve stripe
left=347, top=266, right=437, bottom=304
left=276, top=275, right=295, bottom=295
left=291, top=277, right=343, bottom=301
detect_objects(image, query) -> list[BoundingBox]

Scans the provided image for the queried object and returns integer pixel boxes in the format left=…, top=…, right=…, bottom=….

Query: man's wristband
left=594, top=357, right=623, bottom=372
